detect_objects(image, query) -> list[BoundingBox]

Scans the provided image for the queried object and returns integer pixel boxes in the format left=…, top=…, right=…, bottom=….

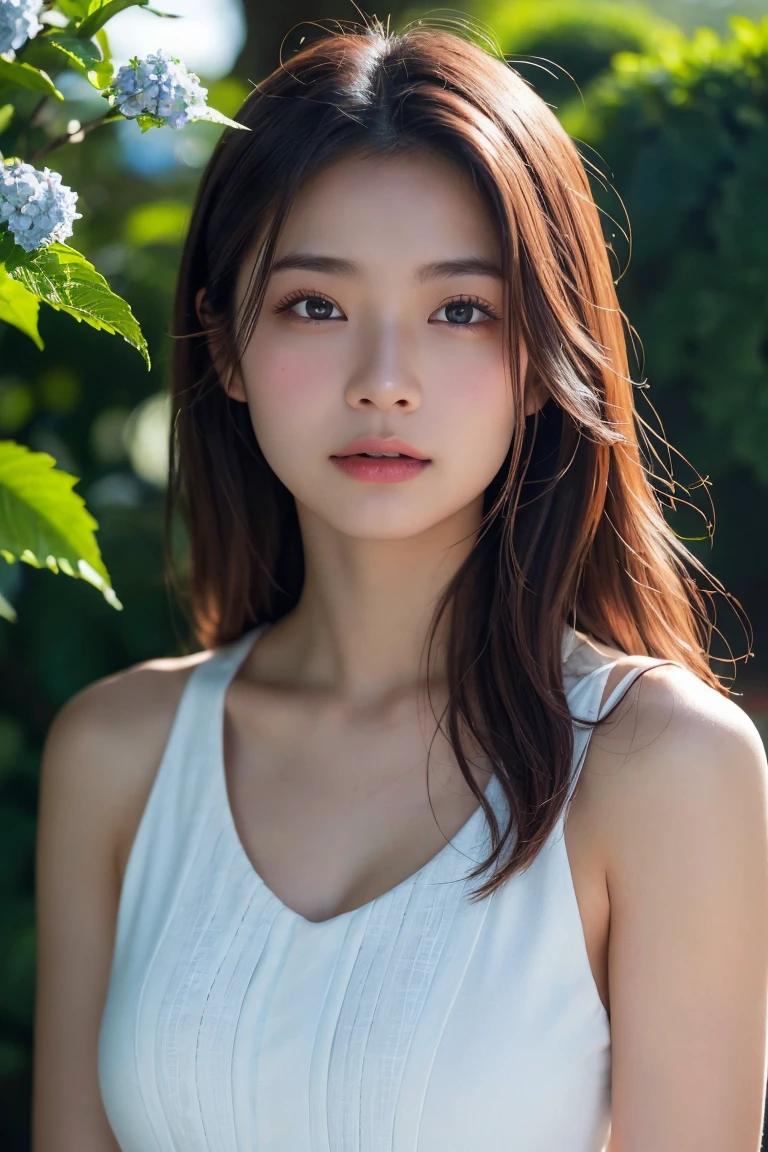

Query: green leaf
left=0, top=229, right=28, bottom=274
left=0, top=59, right=64, bottom=101
left=0, top=588, right=16, bottom=622
left=95, top=28, right=112, bottom=58
left=41, top=34, right=114, bottom=88
left=134, top=112, right=166, bottom=133
left=86, top=59, right=114, bottom=89
left=0, top=104, right=13, bottom=134
left=7, top=243, right=150, bottom=368
left=186, top=105, right=251, bottom=131
left=0, top=265, right=43, bottom=350
left=0, top=441, right=122, bottom=611
left=76, top=0, right=150, bottom=40
left=56, top=0, right=92, bottom=18
left=47, top=33, right=101, bottom=68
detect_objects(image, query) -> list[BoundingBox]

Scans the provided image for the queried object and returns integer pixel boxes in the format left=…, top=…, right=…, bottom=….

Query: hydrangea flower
left=0, top=0, right=44, bottom=56
left=0, top=159, right=82, bottom=253
left=104, top=48, right=209, bottom=130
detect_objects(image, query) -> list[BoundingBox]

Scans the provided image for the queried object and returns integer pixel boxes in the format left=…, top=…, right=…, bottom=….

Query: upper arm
left=31, top=653, right=195, bottom=1152
left=33, top=681, right=125, bottom=1151
left=602, top=666, right=768, bottom=1152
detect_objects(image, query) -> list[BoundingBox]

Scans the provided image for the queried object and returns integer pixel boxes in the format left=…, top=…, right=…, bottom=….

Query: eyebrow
left=268, top=252, right=503, bottom=283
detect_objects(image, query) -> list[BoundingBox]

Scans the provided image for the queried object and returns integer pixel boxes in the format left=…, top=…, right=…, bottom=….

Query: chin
left=324, top=509, right=446, bottom=541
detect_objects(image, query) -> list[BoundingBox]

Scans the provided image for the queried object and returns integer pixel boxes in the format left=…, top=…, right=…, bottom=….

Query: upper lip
left=331, top=436, right=431, bottom=460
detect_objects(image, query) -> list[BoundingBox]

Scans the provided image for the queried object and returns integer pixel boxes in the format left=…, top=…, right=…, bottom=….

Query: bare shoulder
left=583, top=656, right=768, bottom=883
left=43, top=644, right=214, bottom=881
left=584, top=658, right=768, bottom=1148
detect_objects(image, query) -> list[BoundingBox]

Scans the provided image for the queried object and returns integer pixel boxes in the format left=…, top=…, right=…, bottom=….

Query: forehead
left=273, top=150, right=500, bottom=268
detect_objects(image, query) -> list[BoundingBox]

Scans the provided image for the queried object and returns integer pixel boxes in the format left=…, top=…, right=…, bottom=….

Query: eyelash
left=271, top=288, right=502, bottom=329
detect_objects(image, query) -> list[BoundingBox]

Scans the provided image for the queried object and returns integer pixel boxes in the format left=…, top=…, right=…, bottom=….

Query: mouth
left=329, top=453, right=431, bottom=484
left=330, top=436, right=431, bottom=462
left=341, top=451, right=418, bottom=459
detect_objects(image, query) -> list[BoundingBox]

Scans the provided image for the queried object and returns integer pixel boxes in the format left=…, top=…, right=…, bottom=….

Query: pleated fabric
left=98, top=624, right=670, bottom=1151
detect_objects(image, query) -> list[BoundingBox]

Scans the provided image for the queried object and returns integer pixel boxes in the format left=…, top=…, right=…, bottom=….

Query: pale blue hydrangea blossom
left=0, top=0, right=44, bottom=56
left=0, top=160, right=82, bottom=252
left=105, top=48, right=209, bottom=129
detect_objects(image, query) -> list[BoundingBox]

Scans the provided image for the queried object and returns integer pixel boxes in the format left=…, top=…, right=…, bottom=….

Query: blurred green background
left=1, top=0, right=767, bottom=1146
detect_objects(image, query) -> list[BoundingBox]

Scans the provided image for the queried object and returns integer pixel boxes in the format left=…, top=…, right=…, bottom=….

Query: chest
left=219, top=681, right=612, bottom=1014
left=101, top=650, right=614, bottom=1152
left=101, top=781, right=612, bottom=1152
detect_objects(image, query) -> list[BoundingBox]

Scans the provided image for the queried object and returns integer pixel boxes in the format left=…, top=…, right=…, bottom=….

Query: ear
left=194, top=286, right=248, bottom=403
left=519, top=342, right=547, bottom=417
left=523, top=375, right=548, bottom=418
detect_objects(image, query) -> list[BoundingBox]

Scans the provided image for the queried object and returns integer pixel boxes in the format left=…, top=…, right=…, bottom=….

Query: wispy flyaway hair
left=166, top=18, right=745, bottom=897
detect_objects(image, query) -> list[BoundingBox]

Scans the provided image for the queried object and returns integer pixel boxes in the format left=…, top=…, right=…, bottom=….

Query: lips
left=331, top=436, right=431, bottom=461
left=330, top=454, right=430, bottom=484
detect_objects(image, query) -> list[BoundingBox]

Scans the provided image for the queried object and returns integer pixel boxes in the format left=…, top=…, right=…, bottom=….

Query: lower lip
left=330, top=455, right=431, bottom=483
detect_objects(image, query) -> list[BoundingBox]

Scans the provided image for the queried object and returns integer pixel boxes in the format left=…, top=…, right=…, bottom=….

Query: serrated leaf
left=7, top=243, right=150, bottom=368
left=0, top=265, right=43, bottom=349
left=47, top=33, right=102, bottom=69
left=187, top=105, right=251, bottom=131
left=0, top=441, right=122, bottom=611
left=76, top=0, right=149, bottom=40
left=0, top=59, right=64, bottom=100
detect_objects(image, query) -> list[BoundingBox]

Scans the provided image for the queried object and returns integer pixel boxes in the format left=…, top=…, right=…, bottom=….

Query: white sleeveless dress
left=98, top=623, right=673, bottom=1151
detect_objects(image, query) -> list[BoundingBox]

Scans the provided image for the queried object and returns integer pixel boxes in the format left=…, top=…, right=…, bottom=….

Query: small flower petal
left=0, top=0, right=44, bottom=55
left=104, top=48, right=209, bottom=130
left=0, top=159, right=82, bottom=253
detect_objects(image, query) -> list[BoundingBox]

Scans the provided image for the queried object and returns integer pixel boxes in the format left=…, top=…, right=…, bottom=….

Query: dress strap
left=214, top=624, right=268, bottom=686
left=157, top=624, right=269, bottom=770
left=564, top=656, right=680, bottom=812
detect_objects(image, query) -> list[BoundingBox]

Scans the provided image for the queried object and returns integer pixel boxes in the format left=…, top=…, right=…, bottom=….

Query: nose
left=343, top=323, right=422, bottom=412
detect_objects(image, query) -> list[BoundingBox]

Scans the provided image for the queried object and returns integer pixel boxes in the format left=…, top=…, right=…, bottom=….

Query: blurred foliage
left=562, top=15, right=768, bottom=484
left=554, top=13, right=768, bottom=656
left=0, top=34, right=253, bottom=1140
left=1, top=1, right=767, bottom=1148
left=483, top=0, right=683, bottom=109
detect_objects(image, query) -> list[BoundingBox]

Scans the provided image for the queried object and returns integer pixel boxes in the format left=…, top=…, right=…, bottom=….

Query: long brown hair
left=166, top=18, right=745, bottom=899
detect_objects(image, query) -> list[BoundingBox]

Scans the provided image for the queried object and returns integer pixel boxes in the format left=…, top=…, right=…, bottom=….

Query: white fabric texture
left=98, top=624, right=671, bottom=1151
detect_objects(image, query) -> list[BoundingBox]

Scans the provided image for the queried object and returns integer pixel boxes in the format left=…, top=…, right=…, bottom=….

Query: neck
left=258, top=497, right=483, bottom=704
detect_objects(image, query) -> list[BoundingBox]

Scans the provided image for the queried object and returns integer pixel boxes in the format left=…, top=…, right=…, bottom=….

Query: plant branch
left=29, top=109, right=121, bottom=162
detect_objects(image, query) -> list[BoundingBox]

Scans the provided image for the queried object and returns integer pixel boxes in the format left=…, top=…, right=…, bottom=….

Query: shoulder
left=585, top=658, right=768, bottom=1146
left=45, top=645, right=212, bottom=773
left=41, top=646, right=215, bottom=880
left=586, top=656, right=767, bottom=894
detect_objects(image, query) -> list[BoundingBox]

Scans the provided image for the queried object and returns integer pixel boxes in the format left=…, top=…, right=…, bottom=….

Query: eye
left=272, top=291, right=346, bottom=324
left=430, top=295, right=501, bottom=328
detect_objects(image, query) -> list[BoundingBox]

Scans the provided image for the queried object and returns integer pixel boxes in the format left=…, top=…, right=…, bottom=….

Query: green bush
left=485, top=0, right=681, bottom=110
left=562, top=15, right=768, bottom=487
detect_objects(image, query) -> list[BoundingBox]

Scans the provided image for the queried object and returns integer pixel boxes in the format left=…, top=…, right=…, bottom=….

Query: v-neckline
left=214, top=624, right=503, bottom=929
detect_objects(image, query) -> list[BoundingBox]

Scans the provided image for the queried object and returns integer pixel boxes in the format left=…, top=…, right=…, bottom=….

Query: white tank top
left=98, top=623, right=673, bottom=1151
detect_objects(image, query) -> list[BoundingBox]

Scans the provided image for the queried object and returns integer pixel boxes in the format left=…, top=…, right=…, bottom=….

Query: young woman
left=33, top=19, right=768, bottom=1152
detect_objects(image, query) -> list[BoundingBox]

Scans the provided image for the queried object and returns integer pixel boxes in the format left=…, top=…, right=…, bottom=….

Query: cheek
left=239, top=338, right=332, bottom=432
left=436, top=353, right=514, bottom=441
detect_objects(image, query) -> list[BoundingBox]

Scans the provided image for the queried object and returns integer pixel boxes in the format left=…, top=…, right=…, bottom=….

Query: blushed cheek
left=241, top=341, right=331, bottom=424
left=439, top=361, right=512, bottom=422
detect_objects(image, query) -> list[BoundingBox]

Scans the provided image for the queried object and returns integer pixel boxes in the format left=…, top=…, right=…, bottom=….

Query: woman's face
left=207, top=150, right=534, bottom=540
